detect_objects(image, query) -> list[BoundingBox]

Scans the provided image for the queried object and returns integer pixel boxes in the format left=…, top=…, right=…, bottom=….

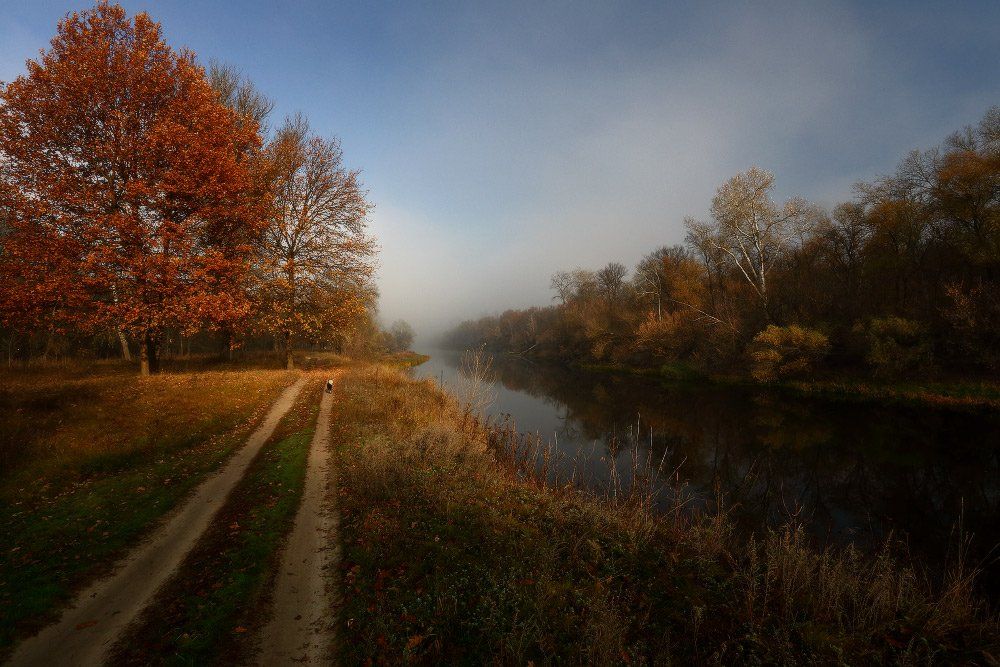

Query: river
left=413, top=348, right=1000, bottom=598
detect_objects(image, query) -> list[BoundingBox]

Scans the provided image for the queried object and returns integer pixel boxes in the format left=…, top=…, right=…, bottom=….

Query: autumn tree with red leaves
left=0, top=3, right=266, bottom=374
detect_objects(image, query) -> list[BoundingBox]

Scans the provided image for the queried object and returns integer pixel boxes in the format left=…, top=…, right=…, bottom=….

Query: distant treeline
left=444, top=107, right=1000, bottom=382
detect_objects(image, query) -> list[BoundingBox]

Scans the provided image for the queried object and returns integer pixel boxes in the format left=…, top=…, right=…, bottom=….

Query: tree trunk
left=140, top=334, right=149, bottom=376
left=285, top=262, right=296, bottom=371
left=148, top=337, right=160, bottom=374
left=140, top=330, right=160, bottom=376
left=42, top=327, right=54, bottom=361
left=118, top=329, right=132, bottom=361
left=223, top=329, right=235, bottom=361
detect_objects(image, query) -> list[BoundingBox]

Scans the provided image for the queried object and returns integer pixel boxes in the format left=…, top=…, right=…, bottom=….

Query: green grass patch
left=0, top=424, right=249, bottom=655
left=0, top=368, right=296, bottom=657
left=109, top=383, right=320, bottom=665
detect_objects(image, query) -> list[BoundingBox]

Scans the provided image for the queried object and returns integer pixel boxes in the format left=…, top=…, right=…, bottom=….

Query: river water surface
left=413, top=348, right=1000, bottom=598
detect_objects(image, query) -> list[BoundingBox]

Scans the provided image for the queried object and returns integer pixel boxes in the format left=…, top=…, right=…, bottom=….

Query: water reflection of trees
left=474, top=356, right=1000, bottom=590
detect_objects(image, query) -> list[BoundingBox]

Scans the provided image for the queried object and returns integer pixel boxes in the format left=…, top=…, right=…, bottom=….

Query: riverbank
left=576, top=360, right=1000, bottom=411
left=385, top=350, right=431, bottom=368
left=3, top=356, right=996, bottom=662
left=335, top=364, right=998, bottom=663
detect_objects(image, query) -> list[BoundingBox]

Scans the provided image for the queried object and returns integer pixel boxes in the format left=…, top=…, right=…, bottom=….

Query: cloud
left=369, top=1, right=997, bottom=345
left=371, top=3, right=873, bottom=341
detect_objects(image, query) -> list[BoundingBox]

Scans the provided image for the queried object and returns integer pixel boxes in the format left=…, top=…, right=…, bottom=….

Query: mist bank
left=442, top=107, right=1000, bottom=397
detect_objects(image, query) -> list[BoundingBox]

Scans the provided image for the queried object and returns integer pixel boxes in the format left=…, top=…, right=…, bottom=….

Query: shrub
left=748, top=325, right=830, bottom=382
left=632, top=310, right=709, bottom=364
left=942, top=280, right=1000, bottom=371
left=857, top=317, right=933, bottom=377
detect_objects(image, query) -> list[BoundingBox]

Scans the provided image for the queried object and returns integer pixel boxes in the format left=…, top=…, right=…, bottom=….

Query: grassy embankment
left=0, top=358, right=297, bottom=656
left=335, top=365, right=999, bottom=664
left=579, top=360, right=1000, bottom=411
left=109, top=377, right=325, bottom=665
left=383, top=350, right=431, bottom=368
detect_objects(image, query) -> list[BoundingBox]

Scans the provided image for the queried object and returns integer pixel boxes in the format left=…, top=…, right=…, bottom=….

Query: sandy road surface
left=7, top=376, right=308, bottom=667
left=257, top=373, right=339, bottom=665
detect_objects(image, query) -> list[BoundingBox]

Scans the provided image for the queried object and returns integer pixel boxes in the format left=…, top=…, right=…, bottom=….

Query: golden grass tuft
left=0, top=360, right=296, bottom=488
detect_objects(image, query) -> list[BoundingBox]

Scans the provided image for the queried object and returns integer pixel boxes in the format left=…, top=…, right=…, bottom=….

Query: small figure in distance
left=326, top=379, right=334, bottom=393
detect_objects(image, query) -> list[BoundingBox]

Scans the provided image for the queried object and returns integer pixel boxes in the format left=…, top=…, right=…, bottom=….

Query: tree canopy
left=0, top=3, right=380, bottom=372
left=444, top=107, right=1000, bottom=378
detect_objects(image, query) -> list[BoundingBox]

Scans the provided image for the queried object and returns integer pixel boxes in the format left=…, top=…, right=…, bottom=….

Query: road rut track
left=257, top=371, right=340, bottom=665
left=6, top=376, right=308, bottom=667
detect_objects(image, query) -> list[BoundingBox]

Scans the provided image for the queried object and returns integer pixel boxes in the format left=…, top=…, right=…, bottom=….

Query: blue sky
left=3, top=1, right=999, bottom=342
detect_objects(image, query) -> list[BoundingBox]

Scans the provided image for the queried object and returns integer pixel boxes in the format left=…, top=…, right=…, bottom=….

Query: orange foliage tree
left=0, top=3, right=266, bottom=374
left=256, top=115, right=376, bottom=369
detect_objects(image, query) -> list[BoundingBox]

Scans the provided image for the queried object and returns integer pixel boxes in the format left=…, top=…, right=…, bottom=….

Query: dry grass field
left=0, top=358, right=298, bottom=654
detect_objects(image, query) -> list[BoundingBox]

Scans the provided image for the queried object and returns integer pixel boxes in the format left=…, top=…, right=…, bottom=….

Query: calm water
left=414, top=348, right=1000, bottom=597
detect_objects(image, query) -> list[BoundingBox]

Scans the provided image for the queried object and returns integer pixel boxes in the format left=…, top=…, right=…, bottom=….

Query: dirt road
left=7, top=377, right=308, bottom=667
left=257, top=373, right=339, bottom=665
